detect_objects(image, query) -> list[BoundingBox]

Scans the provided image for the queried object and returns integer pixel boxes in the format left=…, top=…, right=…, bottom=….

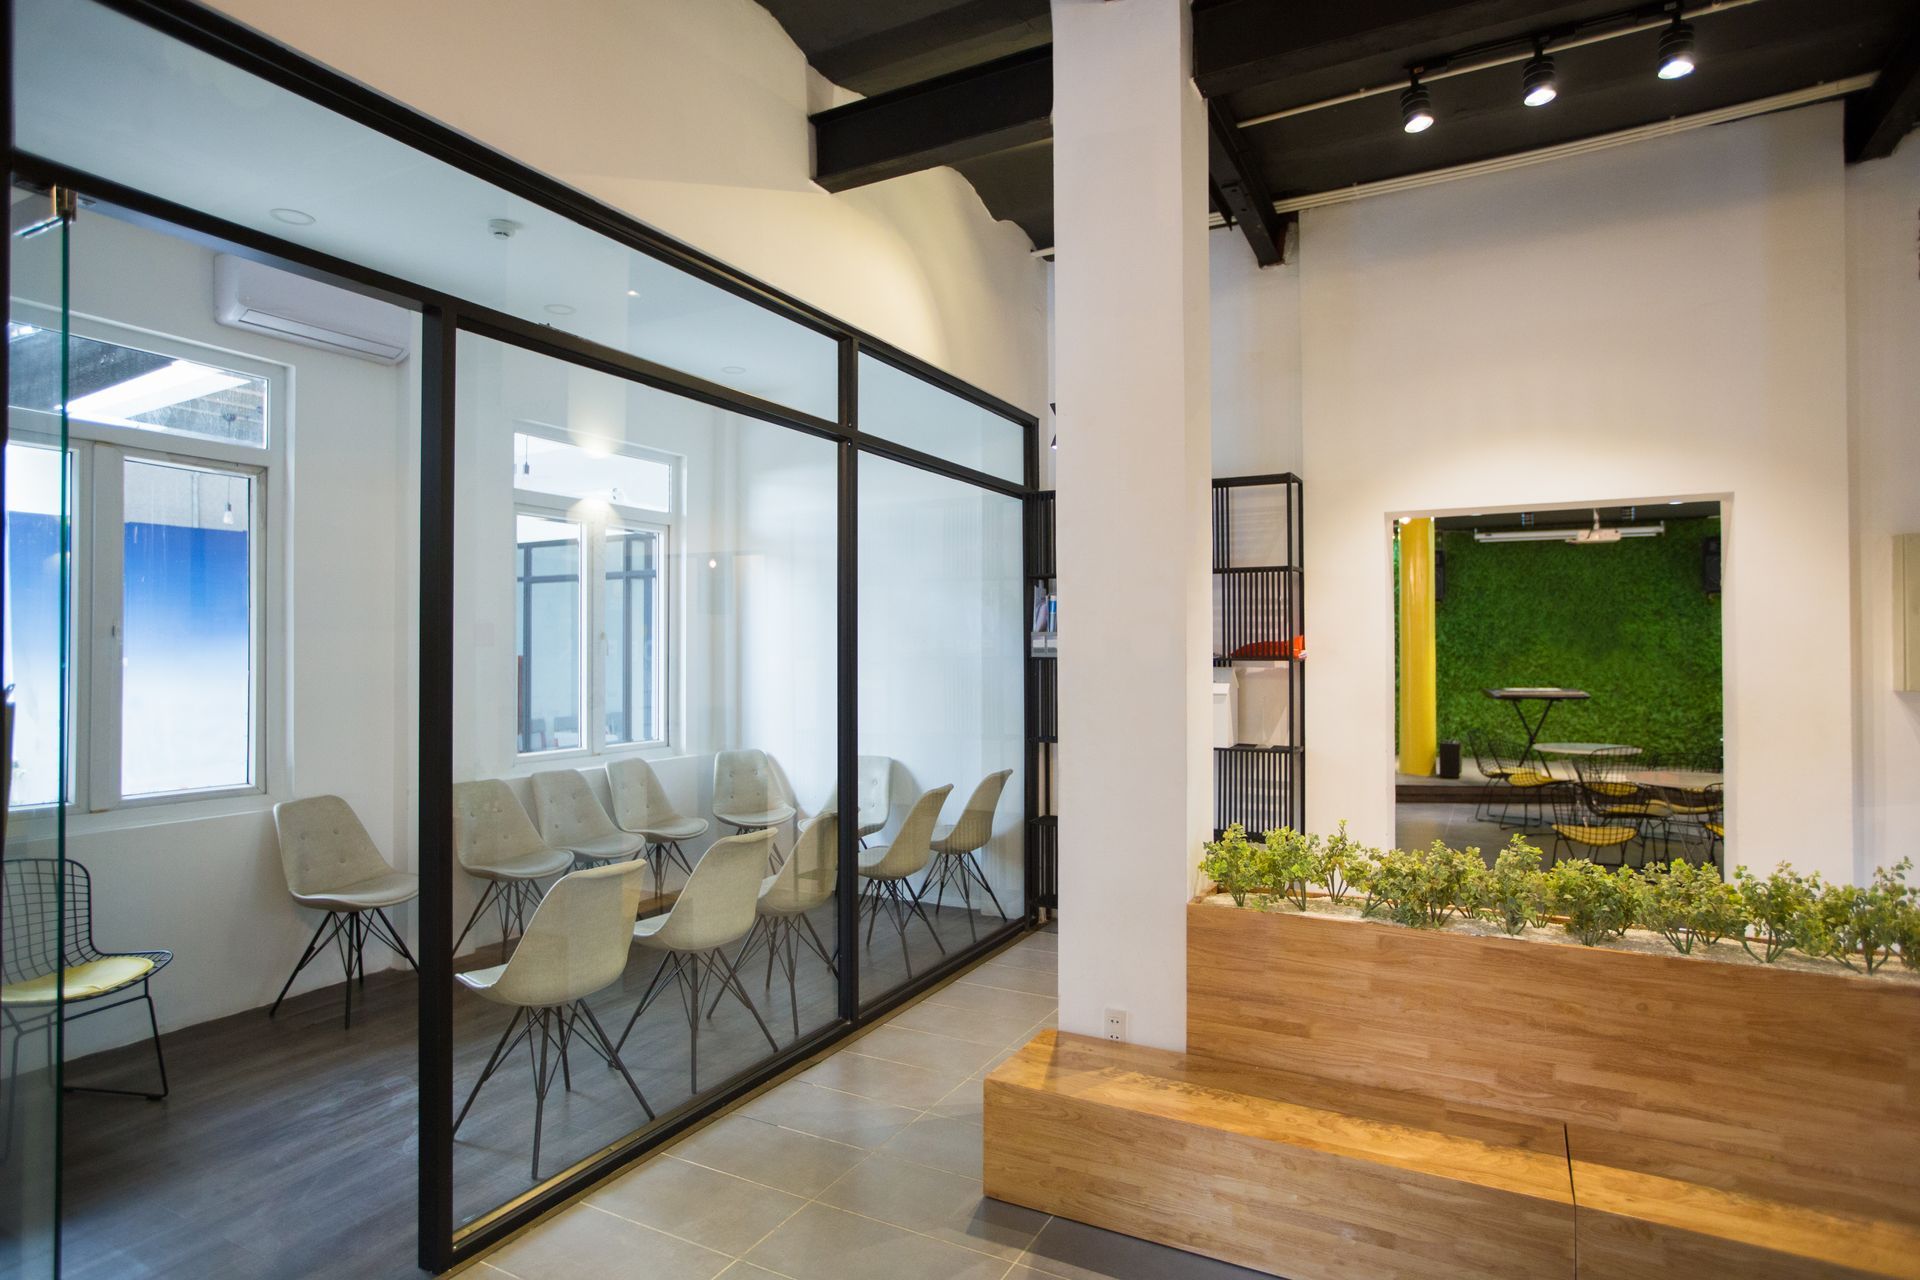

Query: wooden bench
left=982, top=905, right=1920, bottom=1280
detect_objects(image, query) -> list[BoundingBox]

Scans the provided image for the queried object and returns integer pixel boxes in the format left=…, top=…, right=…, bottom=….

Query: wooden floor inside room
left=57, top=899, right=1014, bottom=1280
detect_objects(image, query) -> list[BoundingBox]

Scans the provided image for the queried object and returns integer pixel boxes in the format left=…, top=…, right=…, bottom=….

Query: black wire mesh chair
left=1548, top=775, right=1642, bottom=868
left=1575, top=747, right=1668, bottom=860
left=1464, top=729, right=1511, bottom=823
left=1483, top=735, right=1557, bottom=830
left=1652, top=751, right=1724, bottom=864
left=3, top=859, right=171, bottom=1106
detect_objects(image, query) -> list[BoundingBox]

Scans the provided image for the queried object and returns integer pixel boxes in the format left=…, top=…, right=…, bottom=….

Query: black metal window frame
left=3, top=0, right=1045, bottom=1272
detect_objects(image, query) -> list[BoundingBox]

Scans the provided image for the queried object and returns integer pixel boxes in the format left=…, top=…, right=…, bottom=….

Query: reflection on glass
left=454, top=333, right=838, bottom=1230
left=857, top=453, right=1025, bottom=1008
left=120, top=459, right=254, bottom=796
left=9, top=324, right=268, bottom=447
left=857, top=352, right=1024, bottom=484
left=3, top=443, right=67, bottom=809
left=18, top=0, right=839, bottom=420
left=514, top=514, right=583, bottom=754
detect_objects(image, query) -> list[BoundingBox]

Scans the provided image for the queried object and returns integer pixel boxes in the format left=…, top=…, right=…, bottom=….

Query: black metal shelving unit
left=1025, top=490, right=1057, bottom=918
left=1212, top=474, right=1305, bottom=836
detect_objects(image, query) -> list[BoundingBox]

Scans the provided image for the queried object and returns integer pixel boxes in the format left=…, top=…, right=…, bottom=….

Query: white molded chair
left=923, top=769, right=1014, bottom=935
left=724, top=814, right=838, bottom=1039
left=711, top=750, right=797, bottom=860
left=452, top=780, right=573, bottom=954
left=616, top=829, right=779, bottom=1091
left=453, top=859, right=654, bottom=1180
left=606, top=757, right=709, bottom=885
left=530, top=770, right=644, bottom=869
left=857, top=784, right=952, bottom=979
left=817, top=755, right=892, bottom=847
left=269, top=795, right=420, bottom=1030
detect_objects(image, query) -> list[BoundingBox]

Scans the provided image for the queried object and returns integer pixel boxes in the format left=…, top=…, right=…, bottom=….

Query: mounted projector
left=214, top=254, right=412, bottom=364
left=1474, top=510, right=1665, bottom=545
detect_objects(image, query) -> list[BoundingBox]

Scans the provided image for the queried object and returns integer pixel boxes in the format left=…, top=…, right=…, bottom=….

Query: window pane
left=857, top=352, right=1025, bottom=484
left=604, top=528, right=661, bottom=745
left=121, top=458, right=254, bottom=796
left=3, top=442, right=68, bottom=808
left=8, top=324, right=267, bottom=447
left=515, top=513, right=582, bottom=753
left=515, top=433, right=670, bottom=512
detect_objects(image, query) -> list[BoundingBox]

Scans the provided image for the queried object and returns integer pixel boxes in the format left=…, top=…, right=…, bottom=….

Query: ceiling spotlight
left=269, top=207, right=315, bottom=226
left=543, top=303, right=575, bottom=316
left=625, top=289, right=640, bottom=297
left=1522, top=43, right=1557, bottom=107
left=1400, top=76, right=1435, bottom=133
left=720, top=364, right=747, bottom=376
left=1657, top=14, right=1696, bottom=79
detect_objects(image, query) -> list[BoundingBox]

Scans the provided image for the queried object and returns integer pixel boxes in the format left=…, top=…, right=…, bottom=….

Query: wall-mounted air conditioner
left=213, top=254, right=412, bottom=364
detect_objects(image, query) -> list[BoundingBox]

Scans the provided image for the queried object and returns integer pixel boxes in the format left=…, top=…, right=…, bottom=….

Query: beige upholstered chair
left=453, top=859, right=653, bottom=1180
left=857, top=784, right=952, bottom=978
left=452, top=780, right=573, bottom=954
left=817, top=755, right=893, bottom=846
left=924, top=769, right=1014, bottom=933
left=606, top=757, right=709, bottom=885
left=529, top=769, right=644, bottom=868
left=711, top=749, right=797, bottom=847
left=270, top=795, right=420, bottom=1029
left=727, top=814, right=838, bottom=1039
left=616, top=829, right=779, bottom=1091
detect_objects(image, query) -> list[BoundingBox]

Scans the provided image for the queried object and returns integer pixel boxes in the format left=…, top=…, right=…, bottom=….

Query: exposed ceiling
left=759, top=0, right=1920, bottom=258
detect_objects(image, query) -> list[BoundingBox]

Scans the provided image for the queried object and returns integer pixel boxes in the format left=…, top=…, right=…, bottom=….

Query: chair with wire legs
left=921, top=769, right=1013, bottom=940
left=452, top=781, right=573, bottom=956
left=1486, top=737, right=1556, bottom=829
left=2, top=858, right=170, bottom=1143
left=616, top=829, right=780, bottom=1093
left=1653, top=753, right=1723, bottom=864
left=531, top=769, right=644, bottom=870
left=816, top=756, right=892, bottom=849
left=712, top=750, right=797, bottom=869
left=1464, top=729, right=1511, bottom=824
left=606, top=757, right=709, bottom=888
left=720, top=814, right=838, bottom=1041
left=1575, top=748, right=1665, bottom=861
left=1548, top=777, right=1642, bottom=868
left=269, top=795, right=420, bottom=1030
left=858, top=784, right=953, bottom=980
left=453, top=859, right=654, bottom=1181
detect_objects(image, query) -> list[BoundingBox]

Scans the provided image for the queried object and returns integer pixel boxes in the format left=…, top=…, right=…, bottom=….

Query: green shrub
left=1638, top=860, right=1746, bottom=955
left=1200, top=825, right=1260, bottom=908
left=1797, top=859, right=1912, bottom=973
left=1365, top=840, right=1484, bottom=928
left=1258, top=827, right=1321, bottom=911
left=1485, top=837, right=1549, bottom=935
left=1315, top=820, right=1361, bottom=904
left=1734, top=864, right=1818, bottom=963
left=1547, top=859, right=1640, bottom=945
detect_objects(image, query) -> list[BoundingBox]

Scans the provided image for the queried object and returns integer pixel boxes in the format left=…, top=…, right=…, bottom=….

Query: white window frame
left=511, top=428, right=675, bottom=763
left=7, top=306, right=284, bottom=817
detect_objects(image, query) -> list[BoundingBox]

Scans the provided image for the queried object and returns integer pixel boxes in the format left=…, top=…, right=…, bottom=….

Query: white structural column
left=1052, top=0, right=1212, bottom=1051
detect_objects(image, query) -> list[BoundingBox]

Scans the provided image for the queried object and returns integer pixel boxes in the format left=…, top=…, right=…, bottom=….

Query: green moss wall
left=1435, top=518, right=1723, bottom=762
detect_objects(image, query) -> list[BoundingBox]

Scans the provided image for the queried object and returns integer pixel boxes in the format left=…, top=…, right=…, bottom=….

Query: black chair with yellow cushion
left=2, top=858, right=170, bottom=1103
left=1575, top=747, right=1669, bottom=857
left=1549, top=777, right=1641, bottom=868
left=1484, top=734, right=1557, bottom=830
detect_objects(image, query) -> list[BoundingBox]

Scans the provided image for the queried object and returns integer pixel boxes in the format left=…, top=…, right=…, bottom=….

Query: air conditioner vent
left=214, top=254, right=412, bottom=365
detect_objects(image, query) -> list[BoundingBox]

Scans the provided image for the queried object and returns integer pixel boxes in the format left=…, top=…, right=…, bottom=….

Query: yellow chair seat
left=1508, top=771, right=1555, bottom=788
left=2, top=955, right=156, bottom=1005
left=1706, top=822, right=1725, bottom=838
left=1553, top=823, right=1637, bottom=847
left=1588, top=780, right=1637, bottom=797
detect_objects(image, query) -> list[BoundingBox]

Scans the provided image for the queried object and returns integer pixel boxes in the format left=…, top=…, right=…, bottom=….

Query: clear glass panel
left=2, top=189, right=67, bottom=1280
left=858, top=352, right=1025, bottom=484
left=120, top=458, right=255, bottom=796
left=857, top=453, right=1026, bottom=1008
left=10, top=326, right=268, bottom=447
left=514, top=514, right=583, bottom=754
left=454, top=331, right=838, bottom=1230
left=16, top=0, right=840, bottom=421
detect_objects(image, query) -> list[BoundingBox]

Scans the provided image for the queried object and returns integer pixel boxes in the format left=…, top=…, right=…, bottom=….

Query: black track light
left=1522, top=41, right=1557, bottom=107
left=1400, top=76, right=1435, bottom=134
left=1657, top=13, right=1696, bottom=80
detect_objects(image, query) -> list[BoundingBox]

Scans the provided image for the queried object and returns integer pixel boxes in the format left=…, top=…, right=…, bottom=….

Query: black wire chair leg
left=707, top=949, right=780, bottom=1053
left=966, top=853, right=1010, bottom=921
left=615, top=951, right=678, bottom=1055
left=268, top=912, right=342, bottom=1018
left=798, top=912, right=838, bottom=976
left=454, top=883, right=499, bottom=955
left=454, top=1007, right=527, bottom=1135
left=573, top=1000, right=653, bottom=1120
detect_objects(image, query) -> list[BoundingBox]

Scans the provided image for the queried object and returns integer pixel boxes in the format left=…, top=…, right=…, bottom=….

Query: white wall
left=1845, top=138, right=1920, bottom=883
left=17, top=213, right=416, bottom=1052
left=208, top=0, right=1048, bottom=421
left=1210, top=230, right=1302, bottom=480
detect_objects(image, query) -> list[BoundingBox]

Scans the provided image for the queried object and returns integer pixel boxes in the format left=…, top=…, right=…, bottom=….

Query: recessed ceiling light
left=269, top=208, right=315, bottom=226
left=721, top=365, right=747, bottom=375
left=626, top=289, right=640, bottom=297
left=1669, top=499, right=1683, bottom=505
left=543, top=303, right=575, bottom=316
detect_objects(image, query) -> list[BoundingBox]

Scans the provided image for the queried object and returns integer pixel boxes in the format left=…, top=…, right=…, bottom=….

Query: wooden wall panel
left=1186, top=904, right=1920, bottom=1226
left=984, top=1031, right=1576, bottom=1280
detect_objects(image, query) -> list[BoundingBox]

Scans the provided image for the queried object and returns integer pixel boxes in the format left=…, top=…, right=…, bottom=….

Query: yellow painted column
left=1398, top=518, right=1438, bottom=777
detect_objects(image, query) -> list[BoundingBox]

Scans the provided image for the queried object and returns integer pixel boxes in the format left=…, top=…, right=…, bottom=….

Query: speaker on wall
left=1703, top=534, right=1721, bottom=595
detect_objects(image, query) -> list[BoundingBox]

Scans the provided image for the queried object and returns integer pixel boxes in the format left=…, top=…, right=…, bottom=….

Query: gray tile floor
left=1394, top=801, right=1522, bottom=859
left=474, top=929, right=1268, bottom=1280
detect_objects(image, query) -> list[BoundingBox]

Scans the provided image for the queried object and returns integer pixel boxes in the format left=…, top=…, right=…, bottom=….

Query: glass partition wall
left=7, top=0, right=1038, bottom=1270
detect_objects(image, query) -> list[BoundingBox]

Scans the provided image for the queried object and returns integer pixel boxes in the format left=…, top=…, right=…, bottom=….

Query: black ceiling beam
left=811, top=45, right=1052, bottom=192
left=802, top=0, right=1050, bottom=97
left=1191, top=0, right=1601, bottom=97
left=1206, top=98, right=1290, bottom=266
left=1846, top=20, right=1920, bottom=162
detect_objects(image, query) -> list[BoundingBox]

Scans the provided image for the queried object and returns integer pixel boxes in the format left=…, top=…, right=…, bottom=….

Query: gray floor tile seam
left=573, top=1199, right=739, bottom=1267
left=719, top=1257, right=802, bottom=1279
left=779, top=1076, right=934, bottom=1117
left=792, top=1182, right=1045, bottom=1267
left=953, top=974, right=1060, bottom=999
left=918, top=986, right=1057, bottom=1016
left=854, top=1016, right=1033, bottom=1054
